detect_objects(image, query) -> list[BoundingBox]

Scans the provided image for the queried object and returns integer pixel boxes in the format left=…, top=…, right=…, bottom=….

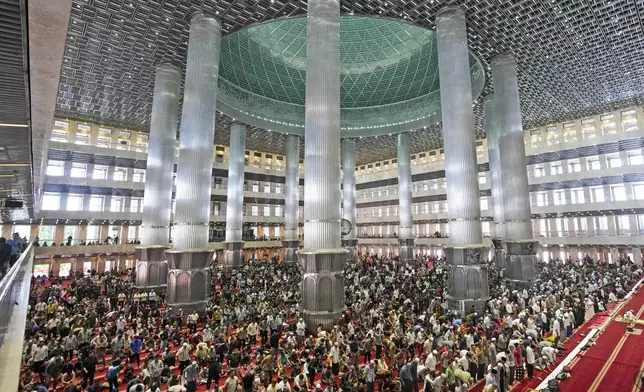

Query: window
left=550, top=163, right=563, bottom=176
left=42, top=193, right=60, bottom=210
left=70, top=162, right=87, bottom=178
left=591, top=186, right=605, bottom=203
left=251, top=205, right=259, bottom=216
left=38, top=226, right=56, bottom=243
left=116, top=139, right=130, bottom=150
left=11, top=225, right=30, bottom=240
left=75, top=133, right=90, bottom=145
left=480, top=197, right=488, bottom=210
left=553, top=190, right=565, bottom=206
left=533, top=164, right=545, bottom=177
left=586, top=158, right=600, bottom=171
left=93, top=165, right=108, bottom=180
left=568, top=159, right=581, bottom=173
left=536, top=192, right=547, bottom=207
left=253, top=159, right=260, bottom=168
left=611, top=185, right=626, bottom=201
left=597, top=216, right=608, bottom=230
left=50, top=130, right=69, bottom=143
left=571, top=188, right=585, bottom=204
left=275, top=205, right=283, bottom=217
left=46, top=160, right=65, bottom=176
left=478, top=173, right=487, bottom=184
left=617, top=215, right=630, bottom=232
left=607, top=153, right=622, bottom=168
left=423, top=203, right=430, bottom=214
left=264, top=160, right=272, bottom=170
left=67, top=194, right=84, bottom=211
left=89, top=196, right=104, bottom=212
left=634, top=183, right=644, bottom=200
left=96, top=136, right=111, bottom=148
left=263, top=184, right=271, bottom=193
left=539, top=219, right=548, bottom=236
left=130, top=197, right=142, bottom=213
left=128, top=226, right=139, bottom=241
left=628, top=152, right=644, bottom=166
left=251, top=183, right=259, bottom=192
left=111, top=196, right=124, bottom=212
left=114, top=167, right=127, bottom=181
left=274, top=184, right=282, bottom=194
left=61, top=225, right=77, bottom=244
left=482, top=221, right=490, bottom=236
left=133, top=169, right=145, bottom=183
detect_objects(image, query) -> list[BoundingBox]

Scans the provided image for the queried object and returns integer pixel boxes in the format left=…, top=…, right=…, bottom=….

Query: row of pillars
left=133, top=4, right=537, bottom=325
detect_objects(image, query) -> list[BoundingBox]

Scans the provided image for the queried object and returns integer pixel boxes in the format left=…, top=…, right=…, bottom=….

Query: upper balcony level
left=50, top=106, right=644, bottom=189
left=355, top=106, right=644, bottom=186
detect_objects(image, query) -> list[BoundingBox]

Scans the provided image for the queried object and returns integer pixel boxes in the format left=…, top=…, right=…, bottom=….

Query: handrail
left=0, top=242, right=34, bottom=359
left=0, top=240, right=34, bottom=348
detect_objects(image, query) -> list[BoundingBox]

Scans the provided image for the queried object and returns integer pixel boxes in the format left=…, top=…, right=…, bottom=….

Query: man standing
left=0, top=237, right=12, bottom=276
left=129, top=335, right=143, bottom=366
left=364, top=360, right=376, bottom=392
left=6, top=232, right=23, bottom=267
left=148, top=354, right=164, bottom=387
left=399, top=362, right=413, bottom=392
left=525, top=343, right=535, bottom=380
left=183, top=360, right=199, bottom=392
left=207, top=355, right=222, bottom=390
left=82, top=351, right=97, bottom=388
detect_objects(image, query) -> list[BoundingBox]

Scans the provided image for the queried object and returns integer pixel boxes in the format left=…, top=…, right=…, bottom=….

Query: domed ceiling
left=217, top=15, right=485, bottom=137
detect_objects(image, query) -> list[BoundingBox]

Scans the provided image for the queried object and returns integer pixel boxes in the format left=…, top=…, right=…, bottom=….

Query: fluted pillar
left=342, top=139, right=358, bottom=262
left=437, top=6, right=489, bottom=314
left=165, top=13, right=221, bottom=315
left=136, top=64, right=180, bottom=291
left=397, top=132, right=415, bottom=264
left=491, top=53, right=536, bottom=288
left=299, top=0, right=347, bottom=332
left=282, top=134, right=301, bottom=263
left=223, top=123, right=246, bottom=268
left=485, top=96, right=506, bottom=271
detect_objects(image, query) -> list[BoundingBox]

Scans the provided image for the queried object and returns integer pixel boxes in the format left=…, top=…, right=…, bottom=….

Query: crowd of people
left=17, top=251, right=642, bottom=392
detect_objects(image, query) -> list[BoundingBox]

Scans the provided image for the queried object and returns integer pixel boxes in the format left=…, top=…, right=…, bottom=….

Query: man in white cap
left=296, top=318, right=306, bottom=345
left=425, top=350, right=437, bottom=373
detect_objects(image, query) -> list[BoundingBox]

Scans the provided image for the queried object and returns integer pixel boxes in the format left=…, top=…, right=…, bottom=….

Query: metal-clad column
left=485, top=95, right=506, bottom=271
left=223, top=123, right=246, bottom=268
left=282, top=134, right=301, bottom=263
left=165, top=13, right=221, bottom=315
left=436, top=6, right=489, bottom=314
left=342, top=138, right=358, bottom=262
left=299, top=0, right=347, bottom=332
left=491, top=53, right=536, bottom=287
left=397, top=132, right=415, bottom=264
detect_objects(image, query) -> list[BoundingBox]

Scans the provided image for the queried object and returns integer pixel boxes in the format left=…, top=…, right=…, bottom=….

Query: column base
left=342, top=238, right=358, bottom=262
left=491, top=238, right=506, bottom=270
left=223, top=241, right=245, bottom=268
left=301, top=309, right=344, bottom=333
left=505, top=240, right=537, bottom=288
left=298, top=248, right=348, bottom=333
left=135, top=245, right=169, bottom=289
left=165, top=248, right=213, bottom=316
left=398, top=237, right=415, bottom=264
left=445, top=245, right=489, bottom=315
left=282, top=239, right=300, bottom=263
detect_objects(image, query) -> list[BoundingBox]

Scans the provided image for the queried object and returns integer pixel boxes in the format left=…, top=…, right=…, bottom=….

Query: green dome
left=217, top=15, right=485, bottom=137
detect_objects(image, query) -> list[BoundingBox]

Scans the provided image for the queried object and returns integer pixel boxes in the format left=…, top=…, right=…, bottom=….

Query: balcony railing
left=0, top=241, right=34, bottom=391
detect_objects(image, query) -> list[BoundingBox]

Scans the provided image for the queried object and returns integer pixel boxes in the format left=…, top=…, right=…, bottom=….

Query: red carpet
left=558, top=285, right=644, bottom=392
